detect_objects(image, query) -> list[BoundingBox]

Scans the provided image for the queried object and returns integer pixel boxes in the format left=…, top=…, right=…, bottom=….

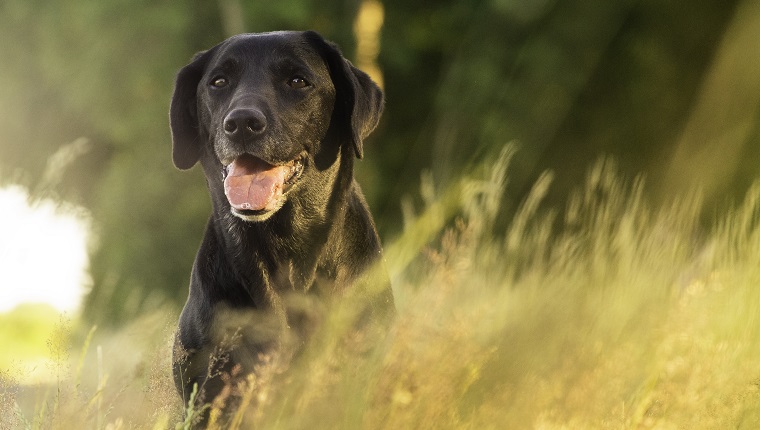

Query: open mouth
left=222, top=153, right=305, bottom=217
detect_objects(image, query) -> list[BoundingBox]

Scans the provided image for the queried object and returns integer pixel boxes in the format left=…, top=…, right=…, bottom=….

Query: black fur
left=169, top=31, right=394, bottom=422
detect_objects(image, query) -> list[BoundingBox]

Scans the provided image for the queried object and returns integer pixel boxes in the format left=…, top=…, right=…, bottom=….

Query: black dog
left=169, top=30, right=394, bottom=420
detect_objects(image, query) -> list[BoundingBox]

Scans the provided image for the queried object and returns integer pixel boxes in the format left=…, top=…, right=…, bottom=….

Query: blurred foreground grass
left=4, top=148, right=760, bottom=429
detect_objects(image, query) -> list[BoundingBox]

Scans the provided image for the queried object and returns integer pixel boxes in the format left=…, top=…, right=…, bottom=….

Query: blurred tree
left=542, top=0, right=743, bottom=207
left=662, top=0, right=760, bottom=205
left=373, top=0, right=741, bottom=234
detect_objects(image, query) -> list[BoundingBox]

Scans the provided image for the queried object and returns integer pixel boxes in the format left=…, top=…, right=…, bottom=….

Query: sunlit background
left=0, top=186, right=90, bottom=313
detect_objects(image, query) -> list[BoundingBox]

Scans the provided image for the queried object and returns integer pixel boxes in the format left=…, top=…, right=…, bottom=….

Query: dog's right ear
left=170, top=49, right=214, bottom=170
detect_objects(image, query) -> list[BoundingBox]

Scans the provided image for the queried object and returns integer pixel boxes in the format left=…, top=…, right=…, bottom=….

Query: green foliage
left=372, top=0, right=745, bottom=228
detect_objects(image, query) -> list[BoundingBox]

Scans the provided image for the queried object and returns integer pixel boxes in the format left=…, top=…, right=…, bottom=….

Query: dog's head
left=170, top=31, right=383, bottom=221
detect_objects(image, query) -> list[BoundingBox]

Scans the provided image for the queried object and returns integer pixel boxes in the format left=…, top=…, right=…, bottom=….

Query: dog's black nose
left=223, top=108, right=267, bottom=141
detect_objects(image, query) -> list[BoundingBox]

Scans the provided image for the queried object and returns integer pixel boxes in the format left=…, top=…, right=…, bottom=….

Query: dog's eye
left=210, top=77, right=229, bottom=88
left=287, top=77, right=310, bottom=89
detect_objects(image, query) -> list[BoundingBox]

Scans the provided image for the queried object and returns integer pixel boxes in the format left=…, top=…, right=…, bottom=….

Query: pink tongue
left=224, top=154, right=290, bottom=211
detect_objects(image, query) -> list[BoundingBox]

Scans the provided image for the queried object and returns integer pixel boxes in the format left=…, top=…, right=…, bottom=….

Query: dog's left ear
left=305, top=31, right=384, bottom=159
left=170, top=49, right=216, bottom=170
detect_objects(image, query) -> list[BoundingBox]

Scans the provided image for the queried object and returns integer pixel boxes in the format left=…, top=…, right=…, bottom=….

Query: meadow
left=4, top=147, right=760, bottom=429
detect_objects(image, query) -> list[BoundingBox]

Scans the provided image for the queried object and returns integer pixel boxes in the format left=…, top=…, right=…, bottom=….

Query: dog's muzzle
left=222, top=152, right=305, bottom=220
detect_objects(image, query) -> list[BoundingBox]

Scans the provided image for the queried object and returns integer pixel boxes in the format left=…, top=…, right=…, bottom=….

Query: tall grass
left=5, top=148, right=760, bottom=429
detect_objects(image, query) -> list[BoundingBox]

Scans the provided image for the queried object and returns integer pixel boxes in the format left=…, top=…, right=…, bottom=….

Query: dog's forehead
left=209, top=32, right=325, bottom=72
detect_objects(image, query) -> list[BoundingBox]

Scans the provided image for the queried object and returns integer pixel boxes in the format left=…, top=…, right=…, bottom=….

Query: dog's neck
left=204, top=144, right=356, bottom=297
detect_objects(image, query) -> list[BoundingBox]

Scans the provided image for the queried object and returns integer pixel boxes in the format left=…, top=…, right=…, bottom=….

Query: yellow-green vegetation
left=0, top=304, right=68, bottom=383
left=4, top=151, right=760, bottom=429
left=0, top=305, right=62, bottom=363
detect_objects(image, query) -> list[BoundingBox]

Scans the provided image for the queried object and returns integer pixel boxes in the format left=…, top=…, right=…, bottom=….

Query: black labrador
left=169, top=30, right=394, bottom=420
